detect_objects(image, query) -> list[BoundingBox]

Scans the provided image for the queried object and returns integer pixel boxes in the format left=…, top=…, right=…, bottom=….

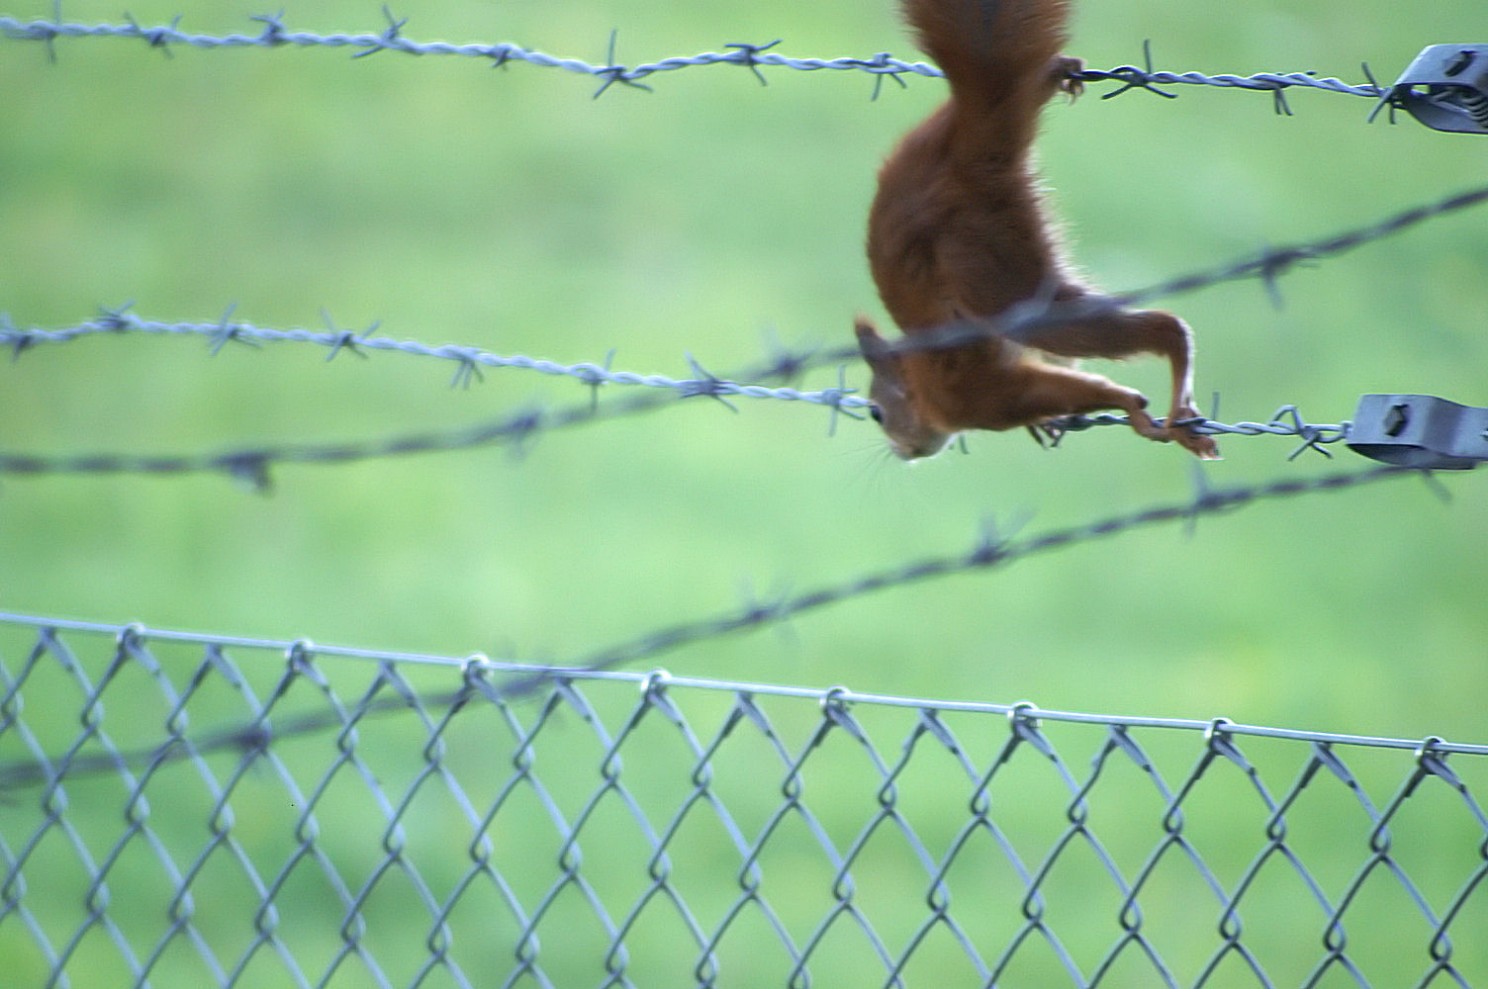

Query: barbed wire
left=528, top=463, right=1438, bottom=690
left=0, top=305, right=860, bottom=408
left=0, top=10, right=1386, bottom=106
left=0, top=348, right=854, bottom=491
left=0, top=380, right=1353, bottom=488
left=0, top=305, right=1353, bottom=465
left=0, top=461, right=1465, bottom=791
left=6, top=178, right=1486, bottom=484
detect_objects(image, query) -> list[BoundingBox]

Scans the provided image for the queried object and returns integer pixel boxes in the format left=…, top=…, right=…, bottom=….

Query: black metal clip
left=1346, top=395, right=1488, bottom=470
left=1373, top=44, right=1488, bottom=134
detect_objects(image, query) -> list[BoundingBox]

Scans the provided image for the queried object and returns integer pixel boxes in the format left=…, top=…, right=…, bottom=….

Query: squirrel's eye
left=868, top=404, right=884, bottom=425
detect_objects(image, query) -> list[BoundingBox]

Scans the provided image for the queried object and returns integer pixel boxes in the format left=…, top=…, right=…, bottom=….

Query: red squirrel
left=856, top=0, right=1219, bottom=460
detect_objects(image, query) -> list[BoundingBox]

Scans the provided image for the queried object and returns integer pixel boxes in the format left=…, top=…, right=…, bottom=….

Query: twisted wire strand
left=0, top=307, right=850, bottom=408
left=0, top=307, right=1353, bottom=463
left=0, top=12, right=1385, bottom=102
left=516, top=464, right=1428, bottom=689
left=1081, top=66, right=1378, bottom=99
left=0, top=339, right=868, bottom=488
left=0, top=388, right=1350, bottom=485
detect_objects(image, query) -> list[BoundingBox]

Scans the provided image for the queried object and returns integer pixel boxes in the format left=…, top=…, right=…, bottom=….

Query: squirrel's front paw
left=1051, top=55, right=1085, bottom=99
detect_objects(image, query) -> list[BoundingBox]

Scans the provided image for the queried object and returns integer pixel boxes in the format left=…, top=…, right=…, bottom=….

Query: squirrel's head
left=854, top=318, right=955, bottom=461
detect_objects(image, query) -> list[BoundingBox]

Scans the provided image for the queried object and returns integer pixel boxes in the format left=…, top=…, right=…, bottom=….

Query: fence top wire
left=6, top=179, right=1488, bottom=484
left=0, top=608, right=1484, bottom=759
left=0, top=11, right=1385, bottom=106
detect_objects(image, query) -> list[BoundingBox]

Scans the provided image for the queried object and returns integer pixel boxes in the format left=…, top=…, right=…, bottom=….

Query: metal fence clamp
left=1346, top=394, right=1488, bottom=470
left=1374, top=44, right=1488, bottom=134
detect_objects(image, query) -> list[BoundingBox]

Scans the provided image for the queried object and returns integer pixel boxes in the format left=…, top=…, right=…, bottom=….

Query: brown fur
left=858, top=0, right=1218, bottom=460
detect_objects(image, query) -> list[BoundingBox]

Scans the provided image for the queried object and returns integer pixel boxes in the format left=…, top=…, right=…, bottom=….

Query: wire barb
left=592, top=29, right=652, bottom=99
left=348, top=4, right=407, bottom=60
left=725, top=40, right=781, bottom=87
left=1094, top=40, right=1179, bottom=101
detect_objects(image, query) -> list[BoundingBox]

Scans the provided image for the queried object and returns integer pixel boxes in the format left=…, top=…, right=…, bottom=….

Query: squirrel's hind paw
left=1169, top=414, right=1221, bottom=460
left=1175, top=429, right=1222, bottom=460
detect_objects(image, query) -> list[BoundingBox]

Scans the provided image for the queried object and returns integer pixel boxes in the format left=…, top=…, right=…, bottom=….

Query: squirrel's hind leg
left=1016, top=307, right=1220, bottom=459
left=995, top=362, right=1156, bottom=433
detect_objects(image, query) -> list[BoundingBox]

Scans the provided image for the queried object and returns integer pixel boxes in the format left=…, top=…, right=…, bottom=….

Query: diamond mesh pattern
left=1, top=617, right=1485, bottom=988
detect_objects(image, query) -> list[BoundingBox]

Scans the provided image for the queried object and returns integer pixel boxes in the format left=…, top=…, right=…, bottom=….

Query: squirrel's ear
left=854, top=318, right=899, bottom=374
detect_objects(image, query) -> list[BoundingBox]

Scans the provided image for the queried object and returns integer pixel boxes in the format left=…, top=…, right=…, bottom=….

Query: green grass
left=1, top=0, right=1486, bottom=985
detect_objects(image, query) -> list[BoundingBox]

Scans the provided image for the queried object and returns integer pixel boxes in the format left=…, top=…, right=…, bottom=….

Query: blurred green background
left=1, top=0, right=1485, bottom=984
left=2, top=0, right=1483, bottom=733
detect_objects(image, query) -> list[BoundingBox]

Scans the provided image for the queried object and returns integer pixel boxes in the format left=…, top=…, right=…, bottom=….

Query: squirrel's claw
left=1168, top=408, right=1221, bottom=460
left=1052, top=55, right=1085, bottom=99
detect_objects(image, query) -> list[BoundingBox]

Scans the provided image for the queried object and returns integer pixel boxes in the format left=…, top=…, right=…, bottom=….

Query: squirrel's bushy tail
left=900, top=0, right=1071, bottom=105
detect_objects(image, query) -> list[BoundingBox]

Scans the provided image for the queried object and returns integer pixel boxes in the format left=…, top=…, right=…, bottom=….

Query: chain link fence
left=2, top=615, right=1484, bottom=988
